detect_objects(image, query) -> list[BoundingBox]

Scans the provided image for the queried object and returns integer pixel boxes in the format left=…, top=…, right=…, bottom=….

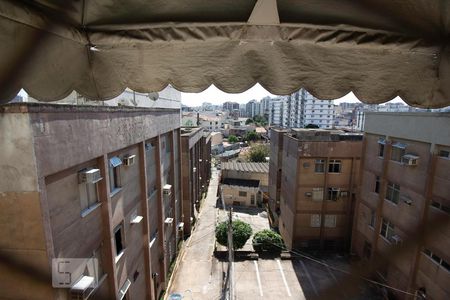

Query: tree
left=305, top=123, right=320, bottom=128
left=228, top=135, right=238, bottom=143
left=245, top=118, right=253, bottom=125
left=243, top=131, right=260, bottom=142
left=215, top=220, right=253, bottom=250
left=248, top=144, right=269, bottom=162
left=252, top=230, right=284, bottom=253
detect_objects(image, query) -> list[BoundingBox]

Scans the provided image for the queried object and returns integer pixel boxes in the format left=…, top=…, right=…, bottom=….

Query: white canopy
left=0, top=0, right=449, bottom=107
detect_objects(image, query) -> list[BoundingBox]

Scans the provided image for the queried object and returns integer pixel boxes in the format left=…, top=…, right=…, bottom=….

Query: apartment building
left=181, top=127, right=211, bottom=235
left=268, top=128, right=289, bottom=227
left=269, top=89, right=334, bottom=129
left=220, top=162, right=269, bottom=207
left=0, top=103, right=183, bottom=300
left=270, top=129, right=362, bottom=250
left=352, top=112, right=450, bottom=300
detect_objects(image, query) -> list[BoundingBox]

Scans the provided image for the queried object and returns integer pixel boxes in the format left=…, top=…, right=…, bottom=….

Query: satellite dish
left=148, top=92, right=159, bottom=101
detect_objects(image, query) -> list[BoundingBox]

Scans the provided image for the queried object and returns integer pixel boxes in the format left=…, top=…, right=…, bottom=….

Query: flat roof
left=0, top=102, right=179, bottom=114
left=222, top=162, right=269, bottom=173
left=181, top=127, right=203, bottom=137
left=222, top=178, right=259, bottom=188
left=289, top=128, right=363, bottom=141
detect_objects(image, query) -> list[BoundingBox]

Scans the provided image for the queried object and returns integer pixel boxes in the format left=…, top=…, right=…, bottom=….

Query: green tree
left=248, top=144, right=269, bottom=162
left=215, top=220, right=253, bottom=250
left=252, top=230, right=284, bottom=253
left=243, top=131, right=260, bottom=142
left=228, top=135, right=238, bottom=143
left=305, top=123, right=320, bottom=128
left=245, top=118, right=253, bottom=125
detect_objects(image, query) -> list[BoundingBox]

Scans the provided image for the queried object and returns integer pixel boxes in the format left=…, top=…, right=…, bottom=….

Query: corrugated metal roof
left=221, top=162, right=269, bottom=173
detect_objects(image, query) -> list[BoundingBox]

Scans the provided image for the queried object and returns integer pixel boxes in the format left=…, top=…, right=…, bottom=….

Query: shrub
left=228, top=135, right=238, bottom=143
left=248, top=144, right=269, bottom=162
left=252, top=229, right=284, bottom=253
left=215, top=220, right=253, bottom=250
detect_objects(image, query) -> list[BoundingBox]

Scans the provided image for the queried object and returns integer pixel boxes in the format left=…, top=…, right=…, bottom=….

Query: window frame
left=328, top=159, right=342, bottom=173
left=114, top=224, right=125, bottom=262
left=391, top=143, right=406, bottom=162
left=380, top=218, right=395, bottom=242
left=374, top=176, right=380, bottom=194
left=327, top=187, right=340, bottom=201
left=314, top=159, right=325, bottom=173
left=238, top=191, right=247, bottom=197
left=386, top=182, right=400, bottom=204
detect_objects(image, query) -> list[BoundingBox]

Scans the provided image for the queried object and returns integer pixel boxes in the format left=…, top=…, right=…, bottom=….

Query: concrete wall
left=0, top=104, right=182, bottom=300
left=353, top=113, right=450, bottom=300
left=221, top=185, right=259, bottom=207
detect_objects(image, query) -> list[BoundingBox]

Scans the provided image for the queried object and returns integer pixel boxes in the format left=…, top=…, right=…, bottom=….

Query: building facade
left=270, top=129, right=362, bottom=250
left=180, top=128, right=211, bottom=235
left=352, top=112, right=450, bottom=300
left=220, top=162, right=269, bottom=207
left=0, top=103, right=183, bottom=300
left=269, top=89, right=334, bottom=129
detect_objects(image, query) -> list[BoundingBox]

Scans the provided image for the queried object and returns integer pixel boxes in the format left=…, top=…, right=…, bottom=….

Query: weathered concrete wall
left=0, top=110, right=52, bottom=299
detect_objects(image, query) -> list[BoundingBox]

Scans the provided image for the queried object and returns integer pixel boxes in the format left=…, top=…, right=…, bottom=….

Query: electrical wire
left=267, top=241, right=416, bottom=296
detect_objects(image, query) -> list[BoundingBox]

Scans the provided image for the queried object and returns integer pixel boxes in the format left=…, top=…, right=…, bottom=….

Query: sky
left=181, top=83, right=404, bottom=107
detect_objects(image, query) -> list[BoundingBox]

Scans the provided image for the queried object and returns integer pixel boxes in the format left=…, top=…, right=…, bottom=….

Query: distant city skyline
left=181, top=83, right=404, bottom=107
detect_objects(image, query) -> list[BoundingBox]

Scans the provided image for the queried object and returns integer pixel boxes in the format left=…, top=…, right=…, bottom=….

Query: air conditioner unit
left=123, top=154, right=136, bottom=166
left=402, top=154, right=419, bottom=166
left=199, top=159, right=203, bottom=162
left=391, top=235, right=402, bottom=244
left=193, top=167, right=197, bottom=172
left=130, top=215, right=143, bottom=224
left=78, top=169, right=102, bottom=184
left=164, top=218, right=174, bottom=224
left=70, top=276, right=95, bottom=300
left=305, top=192, right=312, bottom=197
left=163, top=184, right=172, bottom=196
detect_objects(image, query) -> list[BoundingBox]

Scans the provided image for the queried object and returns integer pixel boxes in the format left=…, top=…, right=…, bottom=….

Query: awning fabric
left=0, top=0, right=449, bottom=108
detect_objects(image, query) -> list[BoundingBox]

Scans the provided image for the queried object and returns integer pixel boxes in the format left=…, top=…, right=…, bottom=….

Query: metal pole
left=227, top=207, right=234, bottom=300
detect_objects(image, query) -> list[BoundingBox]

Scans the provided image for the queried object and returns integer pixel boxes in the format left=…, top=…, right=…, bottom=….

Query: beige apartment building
left=181, top=127, right=211, bottom=235
left=0, top=103, right=183, bottom=300
left=352, top=112, right=450, bottom=300
left=220, top=162, right=269, bottom=207
left=269, top=129, right=362, bottom=250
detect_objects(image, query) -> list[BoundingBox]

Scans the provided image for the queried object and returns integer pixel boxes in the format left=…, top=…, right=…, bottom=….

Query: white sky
left=181, top=83, right=404, bottom=106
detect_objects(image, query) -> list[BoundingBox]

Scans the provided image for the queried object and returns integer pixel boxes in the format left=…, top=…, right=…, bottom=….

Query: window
left=439, top=150, right=450, bottom=159
left=380, top=218, right=395, bottom=241
left=312, top=188, right=324, bottom=201
left=78, top=170, right=101, bottom=215
left=239, top=191, right=247, bottom=197
left=250, top=195, right=255, bottom=205
left=369, top=210, right=375, bottom=228
left=431, top=201, right=450, bottom=214
left=327, top=188, right=340, bottom=201
left=310, top=214, right=321, bottom=227
left=378, top=143, right=385, bottom=157
left=114, top=225, right=125, bottom=259
left=324, top=215, right=336, bottom=228
left=109, top=157, right=122, bottom=194
left=423, top=249, right=450, bottom=272
left=328, top=160, right=341, bottom=173
left=386, top=182, right=400, bottom=204
left=315, top=159, right=325, bottom=173
left=391, top=142, right=406, bottom=162
left=374, top=176, right=380, bottom=194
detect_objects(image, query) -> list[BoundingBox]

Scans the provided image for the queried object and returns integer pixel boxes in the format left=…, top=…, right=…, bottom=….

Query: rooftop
left=289, top=128, right=363, bottom=142
left=222, top=162, right=269, bottom=173
left=181, top=127, right=203, bottom=136
left=222, top=178, right=260, bottom=188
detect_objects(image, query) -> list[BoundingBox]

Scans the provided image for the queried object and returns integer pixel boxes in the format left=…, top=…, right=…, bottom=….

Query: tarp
left=0, top=0, right=449, bottom=107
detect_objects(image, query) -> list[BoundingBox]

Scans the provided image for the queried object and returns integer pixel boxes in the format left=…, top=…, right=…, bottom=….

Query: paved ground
left=167, top=168, right=223, bottom=300
left=167, top=168, right=380, bottom=299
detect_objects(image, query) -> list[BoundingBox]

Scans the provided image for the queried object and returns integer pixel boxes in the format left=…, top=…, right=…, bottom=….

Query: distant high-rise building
left=269, top=89, right=334, bottom=129
left=222, top=101, right=240, bottom=112
left=246, top=100, right=261, bottom=118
